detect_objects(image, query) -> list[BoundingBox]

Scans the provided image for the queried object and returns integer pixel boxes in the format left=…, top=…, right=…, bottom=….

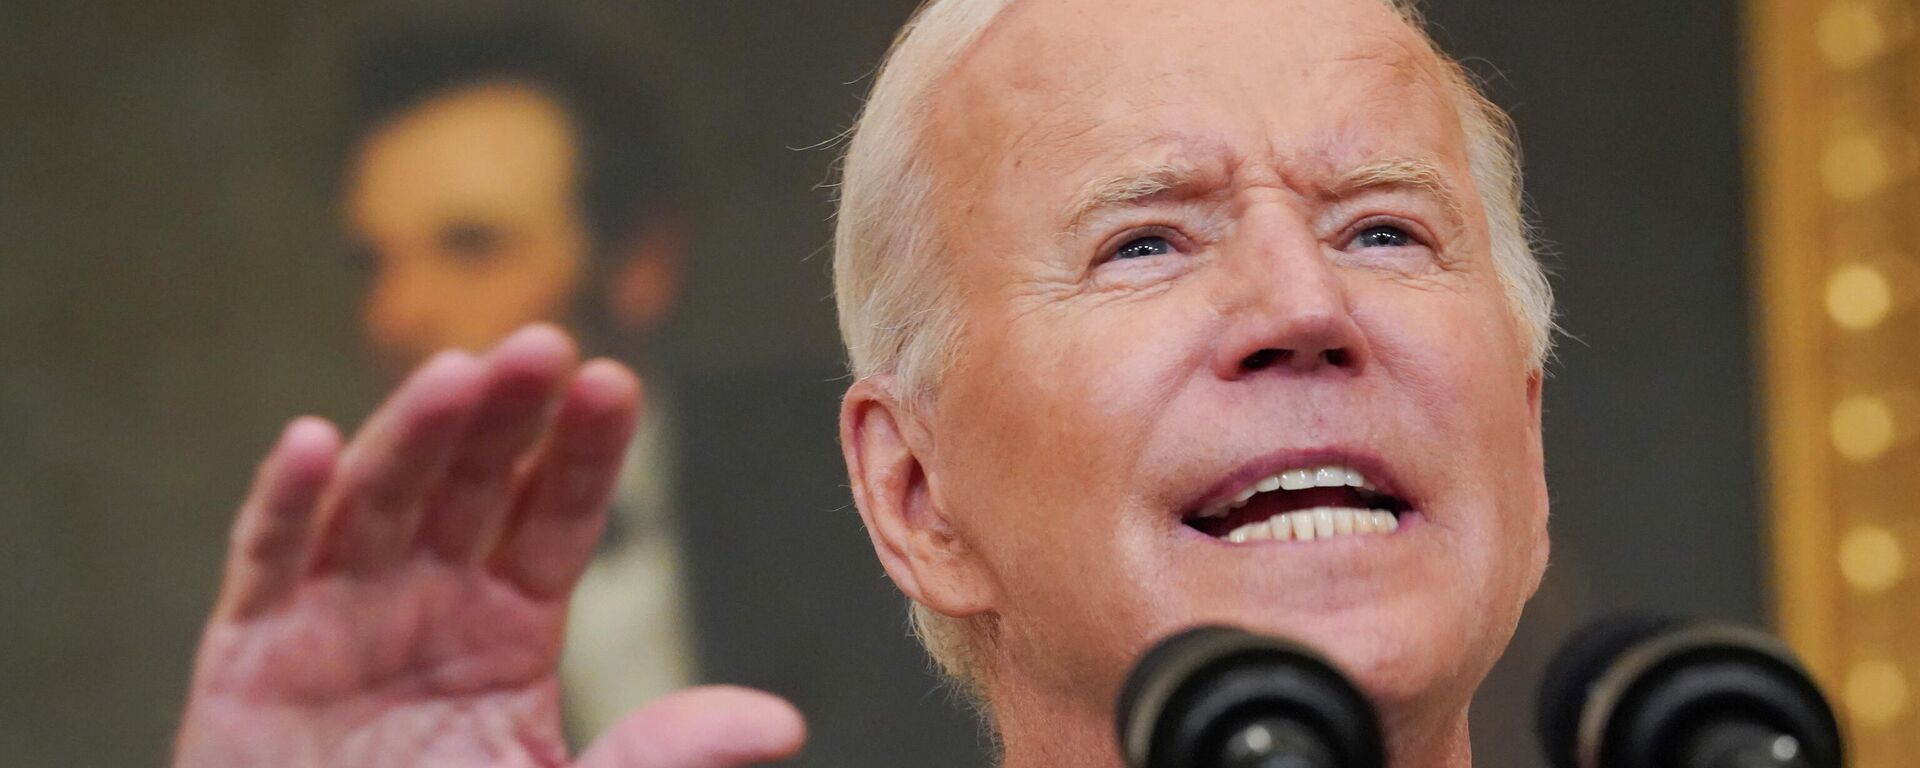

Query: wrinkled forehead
left=924, top=0, right=1468, bottom=224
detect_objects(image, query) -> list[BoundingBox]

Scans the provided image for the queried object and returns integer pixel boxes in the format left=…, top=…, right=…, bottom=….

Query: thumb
left=573, top=685, right=807, bottom=768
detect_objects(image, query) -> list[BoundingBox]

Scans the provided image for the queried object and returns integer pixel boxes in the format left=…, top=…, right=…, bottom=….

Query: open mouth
left=1182, top=464, right=1412, bottom=543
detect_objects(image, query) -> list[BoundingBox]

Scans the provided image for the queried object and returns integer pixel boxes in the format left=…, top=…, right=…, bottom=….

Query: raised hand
left=174, top=326, right=804, bottom=767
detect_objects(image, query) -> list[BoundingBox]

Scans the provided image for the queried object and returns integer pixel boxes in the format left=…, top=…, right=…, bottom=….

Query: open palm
left=174, top=327, right=803, bottom=768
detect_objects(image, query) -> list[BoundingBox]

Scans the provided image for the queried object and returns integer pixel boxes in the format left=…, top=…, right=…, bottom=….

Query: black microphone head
left=1117, top=626, right=1383, bottom=768
left=1536, top=615, right=1685, bottom=768
left=1536, top=616, right=1844, bottom=768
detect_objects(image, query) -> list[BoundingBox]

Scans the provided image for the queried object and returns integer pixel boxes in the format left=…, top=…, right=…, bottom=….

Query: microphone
left=1536, top=616, right=1845, bottom=768
left=1117, top=626, right=1384, bottom=768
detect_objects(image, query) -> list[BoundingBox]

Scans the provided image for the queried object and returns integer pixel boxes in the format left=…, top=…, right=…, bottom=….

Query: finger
left=216, top=416, right=341, bottom=620
left=573, top=686, right=807, bottom=768
left=491, top=358, right=641, bottom=600
left=311, top=349, right=487, bottom=575
left=420, top=325, right=580, bottom=562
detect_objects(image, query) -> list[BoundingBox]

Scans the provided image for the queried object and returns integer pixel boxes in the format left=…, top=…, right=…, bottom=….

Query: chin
left=1163, top=583, right=1496, bottom=714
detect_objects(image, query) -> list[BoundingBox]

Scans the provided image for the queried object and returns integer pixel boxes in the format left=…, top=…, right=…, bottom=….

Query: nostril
left=1241, top=348, right=1285, bottom=372
left=1323, top=348, right=1351, bottom=367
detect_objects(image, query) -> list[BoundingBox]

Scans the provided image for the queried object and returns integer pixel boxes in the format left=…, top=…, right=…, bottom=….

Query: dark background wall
left=0, top=1, right=1757, bottom=766
left=1420, top=2, right=1763, bottom=765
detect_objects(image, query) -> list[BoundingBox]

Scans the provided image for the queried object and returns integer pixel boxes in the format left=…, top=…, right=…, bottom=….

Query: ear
left=1523, top=365, right=1550, bottom=589
left=840, top=376, right=998, bottom=620
left=1525, top=366, right=1545, bottom=436
left=605, top=209, right=688, bottom=336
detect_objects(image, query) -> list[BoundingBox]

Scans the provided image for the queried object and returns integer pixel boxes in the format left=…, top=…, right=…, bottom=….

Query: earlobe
left=839, top=377, right=996, bottom=620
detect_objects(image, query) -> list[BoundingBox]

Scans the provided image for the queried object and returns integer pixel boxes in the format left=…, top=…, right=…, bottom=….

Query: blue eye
left=1113, top=235, right=1174, bottom=261
left=1352, top=224, right=1415, bottom=249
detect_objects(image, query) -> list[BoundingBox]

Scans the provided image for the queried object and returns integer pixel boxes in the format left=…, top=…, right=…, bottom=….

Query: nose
left=1207, top=217, right=1369, bottom=380
left=363, top=260, right=437, bottom=368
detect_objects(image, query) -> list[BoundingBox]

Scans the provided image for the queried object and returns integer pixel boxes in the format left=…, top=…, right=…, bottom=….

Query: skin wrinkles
left=1322, top=160, right=1470, bottom=236
left=851, top=1, right=1548, bottom=767
left=1058, top=164, right=1193, bottom=237
left=1056, top=138, right=1236, bottom=235
left=1331, top=29, right=1450, bottom=98
left=944, top=0, right=1512, bottom=610
left=1055, top=130, right=1474, bottom=264
left=1038, top=154, right=1474, bottom=313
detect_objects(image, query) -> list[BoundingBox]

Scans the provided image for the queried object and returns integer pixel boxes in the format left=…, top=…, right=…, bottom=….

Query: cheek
left=1362, top=279, right=1532, bottom=451
left=1359, top=282, right=1542, bottom=526
left=1390, top=288, right=1546, bottom=568
left=936, top=284, right=1216, bottom=585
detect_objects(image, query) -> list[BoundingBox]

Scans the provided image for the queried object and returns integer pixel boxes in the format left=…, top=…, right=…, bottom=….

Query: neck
left=991, top=682, right=1474, bottom=768
left=1379, top=707, right=1473, bottom=768
left=991, top=686, right=1121, bottom=768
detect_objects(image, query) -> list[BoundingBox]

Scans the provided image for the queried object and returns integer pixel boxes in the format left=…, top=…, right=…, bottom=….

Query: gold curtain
left=1750, top=0, right=1919, bottom=764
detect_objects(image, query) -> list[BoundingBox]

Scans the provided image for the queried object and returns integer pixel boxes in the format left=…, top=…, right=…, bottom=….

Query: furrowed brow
left=1058, top=163, right=1199, bottom=236
left=1330, top=157, right=1468, bottom=228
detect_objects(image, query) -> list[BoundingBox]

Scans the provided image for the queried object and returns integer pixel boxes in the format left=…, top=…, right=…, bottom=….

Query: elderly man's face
left=912, top=0, right=1547, bottom=725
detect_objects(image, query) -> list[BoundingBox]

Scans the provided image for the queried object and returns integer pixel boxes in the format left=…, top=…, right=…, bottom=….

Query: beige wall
left=1750, top=0, right=1920, bottom=764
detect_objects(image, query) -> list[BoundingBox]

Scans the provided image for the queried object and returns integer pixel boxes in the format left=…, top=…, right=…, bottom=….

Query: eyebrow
left=1058, top=162, right=1208, bottom=236
left=1058, top=155, right=1469, bottom=235
left=1329, top=157, right=1468, bottom=228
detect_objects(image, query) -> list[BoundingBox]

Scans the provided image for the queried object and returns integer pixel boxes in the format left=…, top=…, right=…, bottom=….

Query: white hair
left=832, top=0, right=1554, bottom=696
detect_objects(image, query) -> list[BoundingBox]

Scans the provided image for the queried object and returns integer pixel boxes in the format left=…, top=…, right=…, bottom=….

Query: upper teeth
left=1199, top=464, right=1373, bottom=518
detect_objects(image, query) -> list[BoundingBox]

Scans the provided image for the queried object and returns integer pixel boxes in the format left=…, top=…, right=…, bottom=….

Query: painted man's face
left=345, top=81, right=590, bottom=376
